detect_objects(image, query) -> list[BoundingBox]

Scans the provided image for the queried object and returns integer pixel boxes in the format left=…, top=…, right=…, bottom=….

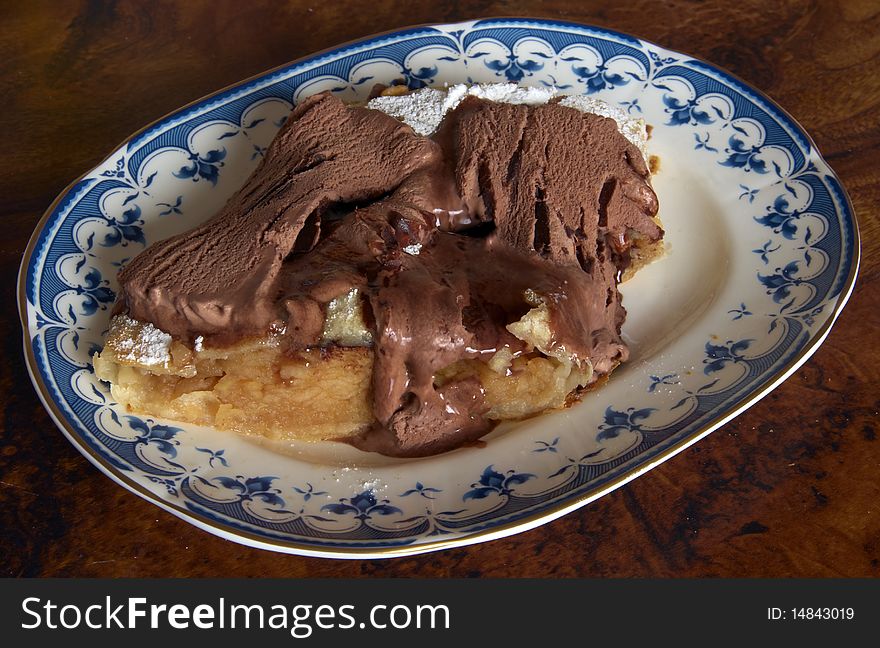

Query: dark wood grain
left=2, top=0, right=878, bottom=578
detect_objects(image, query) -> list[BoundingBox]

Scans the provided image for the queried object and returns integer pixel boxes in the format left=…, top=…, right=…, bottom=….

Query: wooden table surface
left=2, top=0, right=878, bottom=578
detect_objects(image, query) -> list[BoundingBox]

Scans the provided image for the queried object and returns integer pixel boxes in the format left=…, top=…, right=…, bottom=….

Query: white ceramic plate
left=19, top=19, right=859, bottom=558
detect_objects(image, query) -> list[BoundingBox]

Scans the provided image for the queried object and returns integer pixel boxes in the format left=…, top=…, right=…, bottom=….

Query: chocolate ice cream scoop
left=117, top=91, right=661, bottom=457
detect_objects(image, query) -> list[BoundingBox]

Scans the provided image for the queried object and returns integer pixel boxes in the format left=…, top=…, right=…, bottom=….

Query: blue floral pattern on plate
left=20, top=18, right=858, bottom=558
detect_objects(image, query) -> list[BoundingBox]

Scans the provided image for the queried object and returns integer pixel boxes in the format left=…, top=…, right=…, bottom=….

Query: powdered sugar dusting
left=367, top=83, right=649, bottom=160
left=367, top=87, right=448, bottom=137
left=111, top=315, right=172, bottom=366
left=367, top=83, right=558, bottom=136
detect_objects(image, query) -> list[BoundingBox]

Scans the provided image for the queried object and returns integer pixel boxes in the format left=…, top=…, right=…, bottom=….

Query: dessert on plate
left=93, top=83, right=664, bottom=457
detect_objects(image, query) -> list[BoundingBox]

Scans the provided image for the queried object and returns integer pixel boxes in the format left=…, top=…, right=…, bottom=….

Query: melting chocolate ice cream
left=118, top=91, right=661, bottom=456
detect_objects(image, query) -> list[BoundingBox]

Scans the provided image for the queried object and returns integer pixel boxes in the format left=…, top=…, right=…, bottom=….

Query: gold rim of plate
left=17, top=18, right=862, bottom=558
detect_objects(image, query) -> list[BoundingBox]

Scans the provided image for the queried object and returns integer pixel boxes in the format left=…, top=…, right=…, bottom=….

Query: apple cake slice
left=94, top=83, right=663, bottom=457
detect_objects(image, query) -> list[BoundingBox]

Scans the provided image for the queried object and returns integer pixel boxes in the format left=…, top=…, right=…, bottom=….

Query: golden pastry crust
left=93, top=318, right=593, bottom=443
left=95, top=337, right=373, bottom=442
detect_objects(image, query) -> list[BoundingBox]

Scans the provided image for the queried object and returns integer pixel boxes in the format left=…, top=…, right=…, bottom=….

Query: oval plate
left=19, top=18, right=859, bottom=558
